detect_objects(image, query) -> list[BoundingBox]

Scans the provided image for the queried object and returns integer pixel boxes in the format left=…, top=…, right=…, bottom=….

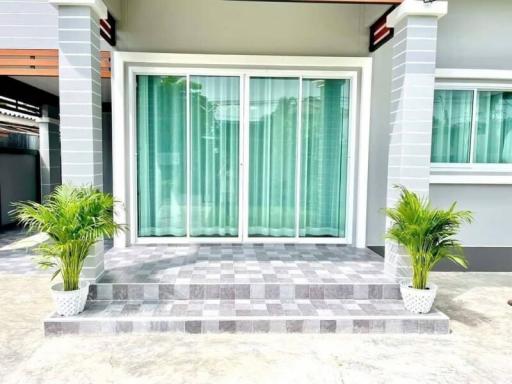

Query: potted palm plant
left=13, top=185, right=124, bottom=316
left=385, top=186, right=472, bottom=314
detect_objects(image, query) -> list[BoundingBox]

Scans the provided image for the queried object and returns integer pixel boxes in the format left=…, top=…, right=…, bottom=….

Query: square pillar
left=384, top=0, right=448, bottom=279
left=38, top=105, right=62, bottom=199
left=51, top=0, right=108, bottom=281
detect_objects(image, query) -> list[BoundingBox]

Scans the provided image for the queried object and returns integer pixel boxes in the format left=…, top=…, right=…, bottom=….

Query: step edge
left=44, top=313, right=450, bottom=323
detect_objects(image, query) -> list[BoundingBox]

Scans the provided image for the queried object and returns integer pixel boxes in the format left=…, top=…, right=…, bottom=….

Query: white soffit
left=387, top=0, right=448, bottom=28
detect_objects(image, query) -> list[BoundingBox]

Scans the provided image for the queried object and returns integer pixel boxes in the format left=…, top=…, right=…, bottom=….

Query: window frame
left=431, top=70, right=512, bottom=184
left=129, top=66, right=358, bottom=245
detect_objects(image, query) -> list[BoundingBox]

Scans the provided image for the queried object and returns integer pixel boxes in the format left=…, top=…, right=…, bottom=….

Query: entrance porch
left=41, top=0, right=451, bottom=335
left=44, top=244, right=449, bottom=335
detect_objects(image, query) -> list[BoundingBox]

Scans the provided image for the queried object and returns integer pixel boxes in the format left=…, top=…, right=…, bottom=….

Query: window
left=432, top=89, right=512, bottom=164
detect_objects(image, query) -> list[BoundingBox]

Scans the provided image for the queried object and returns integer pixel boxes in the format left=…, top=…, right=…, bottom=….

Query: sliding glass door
left=137, top=74, right=240, bottom=238
left=136, top=71, right=351, bottom=242
left=190, top=76, right=240, bottom=237
left=247, top=76, right=350, bottom=239
left=137, top=75, right=187, bottom=237
left=300, top=79, right=350, bottom=238
left=248, top=77, right=299, bottom=237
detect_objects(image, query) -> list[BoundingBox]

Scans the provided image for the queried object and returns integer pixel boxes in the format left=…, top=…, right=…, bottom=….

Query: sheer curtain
left=249, top=77, right=298, bottom=237
left=137, top=75, right=187, bottom=236
left=190, top=76, right=240, bottom=236
left=300, top=79, right=349, bottom=237
left=476, top=91, right=512, bottom=163
left=431, top=90, right=473, bottom=163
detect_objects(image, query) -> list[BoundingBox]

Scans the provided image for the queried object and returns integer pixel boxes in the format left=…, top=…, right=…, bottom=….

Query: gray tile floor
left=101, top=244, right=393, bottom=284
left=0, top=229, right=391, bottom=286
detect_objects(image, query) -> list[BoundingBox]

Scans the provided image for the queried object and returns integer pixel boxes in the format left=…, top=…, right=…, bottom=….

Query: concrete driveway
left=0, top=271, right=511, bottom=384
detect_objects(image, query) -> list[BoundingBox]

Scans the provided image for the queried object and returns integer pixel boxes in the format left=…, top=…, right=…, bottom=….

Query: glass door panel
left=136, top=72, right=351, bottom=242
left=248, top=77, right=299, bottom=237
left=137, top=75, right=187, bottom=236
left=300, top=79, right=350, bottom=237
left=190, top=76, right=240, bottom=236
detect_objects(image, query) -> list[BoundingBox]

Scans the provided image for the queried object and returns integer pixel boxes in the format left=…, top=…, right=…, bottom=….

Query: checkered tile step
left=88, top=282, right=402, bottom=301
left=44, top=298, right=449, bottom=335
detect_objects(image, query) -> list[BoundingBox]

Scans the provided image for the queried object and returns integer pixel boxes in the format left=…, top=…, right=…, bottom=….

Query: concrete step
left=44, top=298, right=449, bottom=335
left=88, top=282, right=402, bottom=301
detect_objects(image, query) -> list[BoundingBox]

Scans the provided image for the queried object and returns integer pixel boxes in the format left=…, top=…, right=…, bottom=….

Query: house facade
left=1, top=0, right=511, bottom=283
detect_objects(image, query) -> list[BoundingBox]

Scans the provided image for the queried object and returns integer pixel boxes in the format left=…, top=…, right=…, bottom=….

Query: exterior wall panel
left=430, top=185, right=512, bottom=247
left=116, top=0, right=387, bottom=56
left=0, top=0, right=58, bottom=49
left=437, top=0, right=512, bottom=70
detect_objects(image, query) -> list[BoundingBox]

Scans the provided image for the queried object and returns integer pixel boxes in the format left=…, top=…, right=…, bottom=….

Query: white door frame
left=112, top=52, right=372, bottom=248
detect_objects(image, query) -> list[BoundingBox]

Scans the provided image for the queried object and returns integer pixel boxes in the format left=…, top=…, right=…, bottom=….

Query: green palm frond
left=12, top=185, right=126, bottom=291
left=385, top=185, right=472, bottom=289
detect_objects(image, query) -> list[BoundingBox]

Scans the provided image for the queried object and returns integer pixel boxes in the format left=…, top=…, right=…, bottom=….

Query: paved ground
left=0, top=229, right=47, bottom=275
left=1, top=229, right=511, bottom=383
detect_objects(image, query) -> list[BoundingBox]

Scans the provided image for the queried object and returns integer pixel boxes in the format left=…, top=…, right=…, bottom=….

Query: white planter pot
left=400, top=281, right=437, bottom=314
left=51, top=281, right=90, bottom=317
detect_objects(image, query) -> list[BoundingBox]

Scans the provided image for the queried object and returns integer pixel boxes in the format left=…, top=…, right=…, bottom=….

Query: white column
left=50, top=0, right=108, bottom=281
left=384, top=0, right=448, bottom=279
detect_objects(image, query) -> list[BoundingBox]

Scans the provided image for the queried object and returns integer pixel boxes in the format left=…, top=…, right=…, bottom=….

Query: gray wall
left=0, top=153, right=38, bottom=226
left=366, top=0, right=512, bottom=248
left=117, top=0, right=386, bottom=56
left=438, top=0, right=512, bottom=70
left=367, top=42, right=392, bottom=247
left=430, top=185, right=512, bottom=247
left=1, top=0, right=510, bottom=249
left=0, top=0, right=58, bottom=49
left=429, top=0, right=512, bottom=248
left=102, top=112, right=113, bottom=195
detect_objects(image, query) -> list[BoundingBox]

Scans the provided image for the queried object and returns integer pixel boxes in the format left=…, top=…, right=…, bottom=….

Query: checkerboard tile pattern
left=101, top=244, right=392, bottom=284
left=44, top=298, right=450, bottom=335
left=88, top=282, right=401, bottom=301
left=41, top=244, right=451, bottom=335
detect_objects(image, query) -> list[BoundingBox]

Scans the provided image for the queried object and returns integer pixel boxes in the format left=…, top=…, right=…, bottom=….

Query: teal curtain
left=431, top=90, right=473, bottom=163
left=475, top=91, right=512, bottom=163
left=249, top=77, right=298, bottom=237
left=137, top=75, right=187, bottom=237
left=300, top=79, right=349, bottom=237
left=190, top=76, right=240, bottom=236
